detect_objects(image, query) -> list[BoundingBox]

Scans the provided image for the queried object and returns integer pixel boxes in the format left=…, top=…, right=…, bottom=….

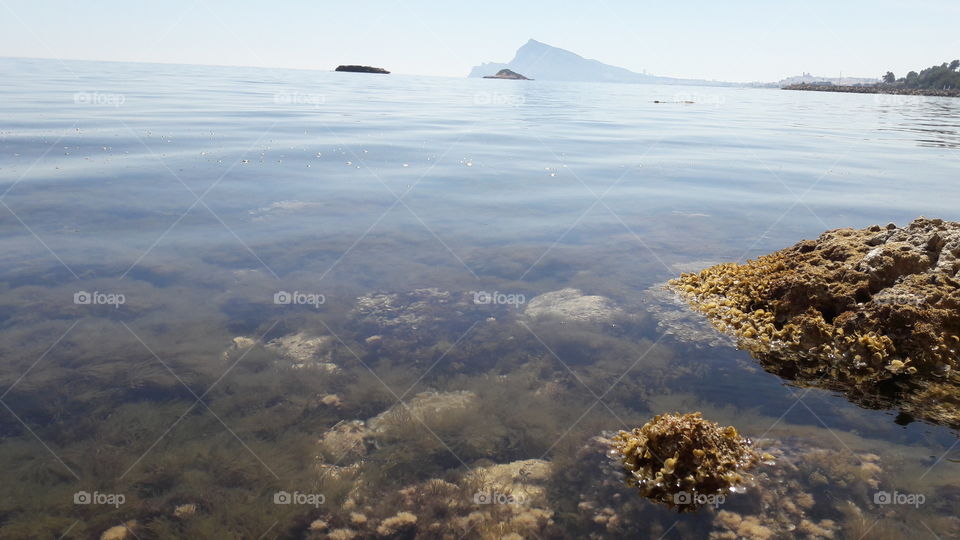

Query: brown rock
left=669, top=217, right=960, bottom=427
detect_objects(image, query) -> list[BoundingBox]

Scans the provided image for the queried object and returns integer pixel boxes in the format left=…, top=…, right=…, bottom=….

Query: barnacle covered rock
left=668, top=217, right=960, bottom=428
left=610, top=412, right=761, bottom=511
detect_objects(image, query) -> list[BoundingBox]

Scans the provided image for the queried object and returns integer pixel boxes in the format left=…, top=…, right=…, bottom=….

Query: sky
left=1, top=0, right=958, bottom=82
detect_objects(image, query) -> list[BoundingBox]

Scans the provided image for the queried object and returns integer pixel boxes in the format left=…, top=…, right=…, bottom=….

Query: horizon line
left=0, top=55, right=875, bottom=85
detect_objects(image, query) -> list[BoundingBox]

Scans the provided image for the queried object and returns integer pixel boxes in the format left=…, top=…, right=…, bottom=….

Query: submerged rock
left=265, top=332, right=339, bottom=371
left=317, top=391, right=478, bottom=467
left=353, top=288, right=463, bottom=331
left=173, top=503, right=197, bottom=519
left=669, top=217, right=960, bottom=428
left=367, top=391, right=477, bottom=432
left=375, top=511, right=417, bottom=536
left=610, top=413, right=762, bottom=512
left=100, top=522, right=137, bottom=540
left=524, top=288, right=623, bottom=324
left=220, top=335, right=257, bottom=361
left=318, top=420, right=375, bottom=464
left=571, top=431, right=891, bottom=538
left=466, top=459, right=552, bottom=508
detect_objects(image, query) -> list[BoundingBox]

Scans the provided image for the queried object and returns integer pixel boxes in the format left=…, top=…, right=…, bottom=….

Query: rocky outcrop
left=669, top=217, right=960, bottom=427
left=335, top=65, right=390, bottom=74
left=483, top=69, right=531, bottom=80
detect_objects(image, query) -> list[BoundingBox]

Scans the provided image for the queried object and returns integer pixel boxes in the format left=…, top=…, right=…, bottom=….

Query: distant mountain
left=469, top=39, right=733, bottom=86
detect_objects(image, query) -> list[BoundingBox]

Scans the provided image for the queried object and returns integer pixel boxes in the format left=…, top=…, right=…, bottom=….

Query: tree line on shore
left=882, top=60, right=960, bottom=89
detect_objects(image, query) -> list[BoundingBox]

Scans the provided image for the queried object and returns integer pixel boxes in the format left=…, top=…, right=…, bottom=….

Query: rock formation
left=669, top=217, right=960, bottom=428
left=336, top=65, right=390, bottom=74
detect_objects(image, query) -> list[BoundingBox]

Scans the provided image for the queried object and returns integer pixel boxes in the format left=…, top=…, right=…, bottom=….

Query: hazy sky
left=1, top=0, right=958, bottom=82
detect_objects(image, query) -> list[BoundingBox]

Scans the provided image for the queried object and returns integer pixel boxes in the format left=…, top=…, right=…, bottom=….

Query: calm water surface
left=0, top=57, right=959, bottom=539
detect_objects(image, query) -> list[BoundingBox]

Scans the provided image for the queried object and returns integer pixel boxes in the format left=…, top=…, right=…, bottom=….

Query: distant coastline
left=783, top=83, right=960, bottom=98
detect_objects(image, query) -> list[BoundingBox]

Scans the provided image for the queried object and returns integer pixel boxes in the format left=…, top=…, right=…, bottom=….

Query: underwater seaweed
left=610, top=413, right=762, bottom=512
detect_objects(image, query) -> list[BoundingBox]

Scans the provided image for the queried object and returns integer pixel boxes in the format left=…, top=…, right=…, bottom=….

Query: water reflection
left=877, top=98, right=960, bottom=148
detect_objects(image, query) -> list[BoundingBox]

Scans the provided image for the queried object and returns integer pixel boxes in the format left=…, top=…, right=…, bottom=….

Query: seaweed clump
left=668, top=217, right=960, bottom=428
left=610, top=413, right=761, bottom=512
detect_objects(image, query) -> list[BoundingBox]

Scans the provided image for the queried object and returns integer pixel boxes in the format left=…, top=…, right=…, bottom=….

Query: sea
left=0, top=56, right=958, bottom=539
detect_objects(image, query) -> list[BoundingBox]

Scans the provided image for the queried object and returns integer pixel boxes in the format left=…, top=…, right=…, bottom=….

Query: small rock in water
left=100, top=521, right=138, bottom=540
left=173, top=503, right=197, bottom=518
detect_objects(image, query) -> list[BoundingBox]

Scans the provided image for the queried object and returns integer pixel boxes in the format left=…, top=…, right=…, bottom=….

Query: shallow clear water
left=1, top=57, right=959, bottom=539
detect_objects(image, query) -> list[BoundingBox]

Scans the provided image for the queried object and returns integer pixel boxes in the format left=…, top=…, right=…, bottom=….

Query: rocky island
left=469, top=39, right=734, bottom=86
left=669, top=217, right=960, bottom=428
left=335, top=65, right=390, bottom=74
left=483, top=68, right=531, bottom=80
